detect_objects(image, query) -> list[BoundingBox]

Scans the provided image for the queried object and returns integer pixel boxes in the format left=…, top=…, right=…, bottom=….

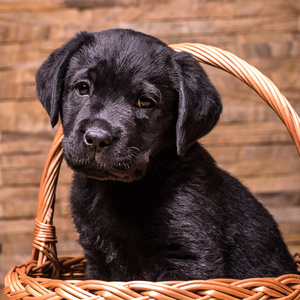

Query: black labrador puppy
left=36, top=29, right=297, bottom=281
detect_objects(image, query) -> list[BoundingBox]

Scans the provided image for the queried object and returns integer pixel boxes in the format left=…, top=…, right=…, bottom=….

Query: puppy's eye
left=75, top=82, right=90, bottom=96
left=136, top=96, right=155, bottom=108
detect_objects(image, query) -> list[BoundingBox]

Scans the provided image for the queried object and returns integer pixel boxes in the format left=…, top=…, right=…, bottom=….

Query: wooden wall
left=1, top=0, right=300, bottom=283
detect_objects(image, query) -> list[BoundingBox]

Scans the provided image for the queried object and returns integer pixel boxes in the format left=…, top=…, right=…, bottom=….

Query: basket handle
left=30, top=43, right=300, bottom=275
left=31, top=125, right=64, bottom=277
left=170, top=43, right=300, bottom=153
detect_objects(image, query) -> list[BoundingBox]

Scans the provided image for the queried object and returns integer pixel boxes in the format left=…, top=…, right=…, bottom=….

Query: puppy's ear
left=174, top=51, right=222, bottom=156
left=36, top=31, right=94, bottom=127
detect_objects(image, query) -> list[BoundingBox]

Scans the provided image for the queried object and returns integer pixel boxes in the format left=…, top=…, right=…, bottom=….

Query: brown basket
left=4, top=43, right=300, bottom=300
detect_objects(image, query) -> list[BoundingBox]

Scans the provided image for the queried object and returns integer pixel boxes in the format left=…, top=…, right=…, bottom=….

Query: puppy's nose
left=84, top=128, right=113, bottom=151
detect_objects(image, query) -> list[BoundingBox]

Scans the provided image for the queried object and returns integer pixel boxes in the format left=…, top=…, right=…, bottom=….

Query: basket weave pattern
left=4, top=43, right=300, bottom=300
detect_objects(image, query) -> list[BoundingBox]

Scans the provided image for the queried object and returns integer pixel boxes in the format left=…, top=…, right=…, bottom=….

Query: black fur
left=36, top=29, right=297, bottom=281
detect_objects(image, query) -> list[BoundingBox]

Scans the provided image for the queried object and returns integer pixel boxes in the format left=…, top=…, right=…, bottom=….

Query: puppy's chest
left=73, top=182, right=173, bottom=254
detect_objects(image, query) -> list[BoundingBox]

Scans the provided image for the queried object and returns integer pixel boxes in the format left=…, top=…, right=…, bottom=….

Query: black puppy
left=36, top=29, right=297, bottom=281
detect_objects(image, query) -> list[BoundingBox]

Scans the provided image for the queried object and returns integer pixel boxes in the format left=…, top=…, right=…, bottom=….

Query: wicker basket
left=4, top=43, right=300, bottom=300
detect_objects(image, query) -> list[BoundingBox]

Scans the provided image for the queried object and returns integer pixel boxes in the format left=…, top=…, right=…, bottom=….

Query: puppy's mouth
left=65, top=154, right=148, bottom=182
left=62, top=136, right=150, bottom=182
left=75, top=164, right=147, bottom=182
left=109, top=164, right=145, bottom=178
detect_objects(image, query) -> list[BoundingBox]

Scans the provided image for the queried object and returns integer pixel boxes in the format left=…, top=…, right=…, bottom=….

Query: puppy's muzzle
left=70, top=118, right=148, bottom=182
left=84, top=128, right=114, bottom=152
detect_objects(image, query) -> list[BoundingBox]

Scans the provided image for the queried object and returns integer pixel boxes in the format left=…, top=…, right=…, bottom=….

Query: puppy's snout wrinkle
left=84, top=128, right=113, bottom=151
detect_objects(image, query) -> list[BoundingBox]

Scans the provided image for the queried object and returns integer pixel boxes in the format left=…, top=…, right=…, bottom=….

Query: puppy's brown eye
left=136, top=96, right=155, bottom=108
left=76, top=82, right=90, bottom=96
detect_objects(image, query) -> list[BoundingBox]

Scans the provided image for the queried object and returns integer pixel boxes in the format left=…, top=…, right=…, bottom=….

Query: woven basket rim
left=4, top=42, right=300, bottom=300
left=4, top=254, right=300, bottom=299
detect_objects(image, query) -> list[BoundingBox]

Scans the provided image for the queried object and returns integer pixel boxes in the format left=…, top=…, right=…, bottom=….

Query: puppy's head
left=36, top=29, right=222, bottom=182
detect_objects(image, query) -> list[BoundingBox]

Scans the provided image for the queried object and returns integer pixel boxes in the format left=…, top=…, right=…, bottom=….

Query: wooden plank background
left=0, top=0, right=300, bottom=285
